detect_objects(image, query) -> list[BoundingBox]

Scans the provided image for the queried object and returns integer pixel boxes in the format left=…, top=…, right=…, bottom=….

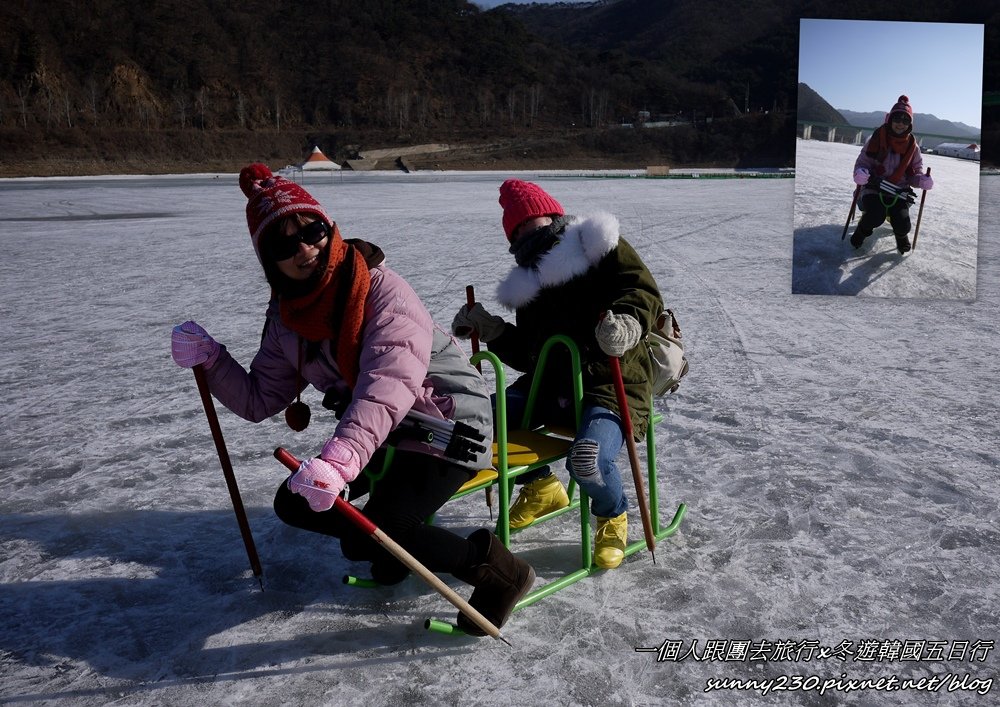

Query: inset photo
left=792, top=19, right=983, bottom=298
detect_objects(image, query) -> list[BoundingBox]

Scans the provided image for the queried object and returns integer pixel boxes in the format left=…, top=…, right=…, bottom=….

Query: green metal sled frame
left=346, top=335, right=687, bottom=635
left=427, top=336, right=686, bottom=634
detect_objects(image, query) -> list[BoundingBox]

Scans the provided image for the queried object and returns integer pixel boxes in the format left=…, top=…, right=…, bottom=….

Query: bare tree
left=173, top=86, right=190, bottom=128
left=386, top=87, right=410, bottom=130
left=235, top=90, right=246, bottom=128
left=477, top=87, right=494, bottom=127
left=42, top=83, right=56, bottom=128
left=62, top=87, right=73, bottom=128
left=415, top=93, right=430, bottom=129
left=527, top=83, right=543, bottom=126
left=584, top=87, right=610, bottom=127
left=336, top=99, right=353, bottom=127
left=195, top=86, right=209, bottom=129
left=85, top=74, right=100, bottom=125
left=16, top=78, right=33, bottom=128
left=399, top=89, right=410, bottom=130
left=505, top=87, right=516, bottom=126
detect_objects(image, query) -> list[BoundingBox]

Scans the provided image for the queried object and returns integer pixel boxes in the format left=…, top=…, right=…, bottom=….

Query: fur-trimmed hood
left=497, top=212, right=620, bottom=310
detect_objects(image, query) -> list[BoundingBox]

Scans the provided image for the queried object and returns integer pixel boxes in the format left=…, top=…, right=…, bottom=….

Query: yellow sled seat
left=453, top=467, right=498, bottom=497
left=453, top=432, right=571, bottom=498
left=501, top=430, right=573, bottom=469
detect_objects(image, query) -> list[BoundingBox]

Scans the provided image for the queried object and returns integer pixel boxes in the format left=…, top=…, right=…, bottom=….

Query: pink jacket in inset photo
left=854, top=136, right=926, bottom=197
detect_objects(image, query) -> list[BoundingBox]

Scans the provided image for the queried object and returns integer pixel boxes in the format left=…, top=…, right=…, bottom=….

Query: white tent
left=299, top=146, right=341, bottom=170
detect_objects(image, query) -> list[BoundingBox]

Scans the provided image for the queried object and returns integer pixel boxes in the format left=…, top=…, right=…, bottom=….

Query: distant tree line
left=0, top=0, right=766, bottom=136
left=0, top=0, right=995, bottom=168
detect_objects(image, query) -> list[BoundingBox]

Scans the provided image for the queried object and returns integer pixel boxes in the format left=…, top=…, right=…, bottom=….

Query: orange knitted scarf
left=278, top=224, right=370, bottom=387
left=866, top=125, right=916, bottom=184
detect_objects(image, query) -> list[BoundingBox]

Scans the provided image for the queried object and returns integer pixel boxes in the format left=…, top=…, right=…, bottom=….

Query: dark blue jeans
left=499, top=388, right=628, bottom=518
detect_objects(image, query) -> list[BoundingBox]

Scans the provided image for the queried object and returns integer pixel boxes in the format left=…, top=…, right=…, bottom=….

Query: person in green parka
left=452, top=179, right=663, bottom=569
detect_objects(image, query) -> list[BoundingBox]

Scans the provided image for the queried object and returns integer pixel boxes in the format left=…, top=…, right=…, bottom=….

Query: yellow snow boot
left=594, top=512, right=628, bottom=569
left=508, top=475, right=569, bottom=529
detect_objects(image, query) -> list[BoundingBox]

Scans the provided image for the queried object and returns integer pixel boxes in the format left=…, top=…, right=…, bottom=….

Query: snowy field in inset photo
left=1, top=170, right=998, bottom=705
left=793, top=138, right=979, bottom=299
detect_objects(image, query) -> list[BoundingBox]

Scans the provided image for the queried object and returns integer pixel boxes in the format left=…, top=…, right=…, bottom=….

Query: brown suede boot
left=452, top=529, right=535, bottom=636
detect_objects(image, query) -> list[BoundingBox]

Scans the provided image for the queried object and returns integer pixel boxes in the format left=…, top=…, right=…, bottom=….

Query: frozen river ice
left=1, top=167, right=997, bottom=705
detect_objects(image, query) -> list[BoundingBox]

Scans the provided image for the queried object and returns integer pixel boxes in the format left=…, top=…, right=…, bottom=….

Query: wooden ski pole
left=911, top=167, right=931, bottom=252
left=842, top=184, right=861, bottom=240
left=608, top=355, right=657, bottom=562
left=465, top=285, right=493, bottom=518
left=192, top=364, right=264, bottom=589
left=274, top=447, right=510, bottom=645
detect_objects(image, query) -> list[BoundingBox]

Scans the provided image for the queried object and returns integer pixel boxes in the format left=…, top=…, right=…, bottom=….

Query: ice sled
left=346, top=334, right=688, bottom=635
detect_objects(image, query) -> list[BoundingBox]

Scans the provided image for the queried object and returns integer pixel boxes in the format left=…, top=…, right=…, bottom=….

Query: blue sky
left=798, top=19, right=984, bottom=129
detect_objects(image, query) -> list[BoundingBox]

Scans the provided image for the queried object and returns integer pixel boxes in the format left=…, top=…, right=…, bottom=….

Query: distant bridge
left=796, top=121, right=980, bottom=147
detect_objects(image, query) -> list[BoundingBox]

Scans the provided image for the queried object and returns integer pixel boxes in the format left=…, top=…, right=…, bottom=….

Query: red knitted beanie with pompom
left=888, top=95, right=914, bottom=122
left=238, top=163, right=331, bottom=261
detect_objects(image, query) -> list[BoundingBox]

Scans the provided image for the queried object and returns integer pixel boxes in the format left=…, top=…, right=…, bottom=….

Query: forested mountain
left=796, top=83, right=848, bottom=125
left=797, top=83, right=981, bottom=148
left=3, top=0, right=750, bottom=137
left=0, top=0, right=996, bottom=174
left=837, top=110, right=981, bottom=139
left=2, top=0, right=563, bottom=133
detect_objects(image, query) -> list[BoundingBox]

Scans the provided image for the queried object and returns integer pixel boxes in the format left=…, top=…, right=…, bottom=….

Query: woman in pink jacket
left=849, top=95, right=934, bottom=254
left=171, top=164, right=533, bottom=636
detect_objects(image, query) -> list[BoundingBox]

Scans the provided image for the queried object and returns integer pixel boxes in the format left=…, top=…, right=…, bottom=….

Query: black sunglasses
left=266, top=220, right=331, bottom=261
left=890, top=113, right=911, bottom=125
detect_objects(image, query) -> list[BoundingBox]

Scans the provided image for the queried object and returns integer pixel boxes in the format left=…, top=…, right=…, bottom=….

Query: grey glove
left=595, top=310, right=642, bottom=357
left=451, top=303, right=508, bottom=343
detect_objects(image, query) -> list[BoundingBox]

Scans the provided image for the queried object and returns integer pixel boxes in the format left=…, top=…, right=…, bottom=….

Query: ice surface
left=1, top=169, right=998, bottom=705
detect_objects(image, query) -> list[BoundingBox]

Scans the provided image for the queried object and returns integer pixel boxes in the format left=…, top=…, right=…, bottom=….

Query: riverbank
left=0, top=119, right=798, bottom=177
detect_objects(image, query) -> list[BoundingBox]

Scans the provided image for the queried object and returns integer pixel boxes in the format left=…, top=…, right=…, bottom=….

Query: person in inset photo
left=791, top=18, right=982, bottom=299
left=849, top=95, right=934, bottom=254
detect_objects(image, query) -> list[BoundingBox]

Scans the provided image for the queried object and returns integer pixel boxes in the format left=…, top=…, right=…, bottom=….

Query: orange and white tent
left=299, top=146, right=341, bottom=170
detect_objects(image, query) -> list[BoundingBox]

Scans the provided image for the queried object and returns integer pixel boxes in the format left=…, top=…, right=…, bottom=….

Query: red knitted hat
left=498, top=179, right=564, bottom=241
left=238, top=163, right=331, bottom=259
left=888, top=95, right=914, bottom=122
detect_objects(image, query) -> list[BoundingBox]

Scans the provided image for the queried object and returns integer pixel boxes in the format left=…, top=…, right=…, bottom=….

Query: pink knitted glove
left=913, top=173, right=934, bottom=190
left=287, top=438, right=362, bottom=512
left=171, top=321, right=221, bottom=369
left=853, top=168, right=870, bottom=186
